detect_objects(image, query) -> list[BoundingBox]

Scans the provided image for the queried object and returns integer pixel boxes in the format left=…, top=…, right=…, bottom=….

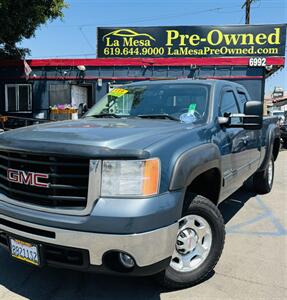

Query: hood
left=0, top=118, right=191, bottom=158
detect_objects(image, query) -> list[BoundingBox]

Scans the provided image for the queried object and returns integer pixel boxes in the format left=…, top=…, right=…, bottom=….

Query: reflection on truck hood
left=0, top=118, right=191, bottom=152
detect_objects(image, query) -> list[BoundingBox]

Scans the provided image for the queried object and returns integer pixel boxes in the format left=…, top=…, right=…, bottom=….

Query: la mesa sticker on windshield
left=108, top=88, right=128, bottom=97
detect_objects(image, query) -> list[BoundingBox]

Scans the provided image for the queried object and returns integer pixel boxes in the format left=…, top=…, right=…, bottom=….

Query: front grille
left=0, top=218, right=55, bottom=238
left=0, top=150, right=89, bottom=209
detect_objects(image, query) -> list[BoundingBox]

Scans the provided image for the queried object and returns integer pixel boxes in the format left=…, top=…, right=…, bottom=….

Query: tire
left=253, top=155, right=274, bottom=194
left=157, top=195, right=225, bottom=290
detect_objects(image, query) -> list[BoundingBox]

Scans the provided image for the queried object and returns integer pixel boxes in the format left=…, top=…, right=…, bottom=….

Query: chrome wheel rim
left=170, top=215, right=212, bottom=273
left=268, top=160, right=273, bottom=186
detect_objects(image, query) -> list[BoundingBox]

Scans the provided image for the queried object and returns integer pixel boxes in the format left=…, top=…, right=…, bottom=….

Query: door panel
left=219, top=127, right=246, bottom=198
left=235, top=90, right=261, bottom=178
left=219, top=88, right=247, bottom=199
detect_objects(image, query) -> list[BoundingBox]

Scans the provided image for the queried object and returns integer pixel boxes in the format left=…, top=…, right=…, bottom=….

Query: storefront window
left=5, top=84, right=32, bottom=112
left=49, top=84, right=71, bottom=106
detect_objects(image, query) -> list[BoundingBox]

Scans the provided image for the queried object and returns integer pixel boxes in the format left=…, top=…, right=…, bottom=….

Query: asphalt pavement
left=0, top=150, right=286, bottom=300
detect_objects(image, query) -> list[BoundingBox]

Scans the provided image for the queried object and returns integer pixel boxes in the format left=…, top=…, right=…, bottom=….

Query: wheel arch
left=184, top=168, right=222, bottom=207
left=169, top=144, right=222, bottom=206
left=259, top=124, right=280, bottom=171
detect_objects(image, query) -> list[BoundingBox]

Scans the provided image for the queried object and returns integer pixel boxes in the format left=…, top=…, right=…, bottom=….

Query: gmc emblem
left=7, top=168, right=49, bottom=188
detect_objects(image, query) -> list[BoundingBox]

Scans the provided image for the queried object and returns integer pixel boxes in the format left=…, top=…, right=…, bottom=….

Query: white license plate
left=9, top=238, right=40, bottom=266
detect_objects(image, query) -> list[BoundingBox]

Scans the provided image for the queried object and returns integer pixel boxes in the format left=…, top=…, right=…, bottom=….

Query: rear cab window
left=236, top=89, right=249, bottom=113
left=220, top=88, right=242, bottom=125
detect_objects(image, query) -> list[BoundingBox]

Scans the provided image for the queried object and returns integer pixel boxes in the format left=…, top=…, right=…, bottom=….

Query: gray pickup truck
left=0, top=79, right=280, bottom=289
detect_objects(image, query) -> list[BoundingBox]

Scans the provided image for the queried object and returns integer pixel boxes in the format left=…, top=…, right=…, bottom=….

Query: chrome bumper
left=0, top=214, right=178, bottom=267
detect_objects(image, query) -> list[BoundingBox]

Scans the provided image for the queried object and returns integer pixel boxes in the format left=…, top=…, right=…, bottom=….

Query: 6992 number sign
left=249, top=57, right=267, bottom=67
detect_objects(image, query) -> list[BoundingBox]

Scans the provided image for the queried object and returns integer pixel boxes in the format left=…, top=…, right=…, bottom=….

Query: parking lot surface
left=0, top=151, right=286, bottom=300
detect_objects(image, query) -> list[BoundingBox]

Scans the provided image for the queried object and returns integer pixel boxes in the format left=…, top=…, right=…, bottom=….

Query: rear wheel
left=253, top=155, right=274, bottom=194
left=158, top=195, right=225, bottom=290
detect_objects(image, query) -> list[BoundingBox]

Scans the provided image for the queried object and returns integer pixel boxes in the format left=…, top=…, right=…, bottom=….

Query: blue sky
left=20, top=0, right=286, bottom=94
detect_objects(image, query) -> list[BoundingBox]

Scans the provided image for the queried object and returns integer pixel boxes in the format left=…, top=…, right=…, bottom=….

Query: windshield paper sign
left=108, top=88, right=128, bottom=97
left=97, top=25, right=286, bottom=58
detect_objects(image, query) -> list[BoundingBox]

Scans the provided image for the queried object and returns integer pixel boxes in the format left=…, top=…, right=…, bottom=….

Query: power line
left=49, top=6, right=241, bottom=28
left=238, top=14, right=245, bottom=24
left=78, top=27, right=95, bottom=51
left=49, top=1, right=284, bottom=29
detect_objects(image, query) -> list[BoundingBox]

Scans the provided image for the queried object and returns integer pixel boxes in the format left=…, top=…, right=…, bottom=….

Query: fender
left=169, top=143, right=221, bottom=191
left=258, top=124, right=280, bottom=172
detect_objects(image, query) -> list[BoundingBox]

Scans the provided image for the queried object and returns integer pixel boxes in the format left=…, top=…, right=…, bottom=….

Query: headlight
left=101, top=158, right=160, bottom=197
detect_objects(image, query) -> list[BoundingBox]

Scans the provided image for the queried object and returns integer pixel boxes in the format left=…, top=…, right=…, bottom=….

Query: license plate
left=9, top=238, right=40, bottom=266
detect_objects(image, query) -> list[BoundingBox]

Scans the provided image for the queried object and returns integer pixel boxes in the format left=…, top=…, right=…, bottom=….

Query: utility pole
left=242, top=0, right=255, bottom=24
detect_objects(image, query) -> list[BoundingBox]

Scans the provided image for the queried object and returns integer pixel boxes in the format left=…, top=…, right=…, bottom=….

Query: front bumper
left=0, top=214, right=178, bottom=274
left=0, top=190, right=184, bottom=234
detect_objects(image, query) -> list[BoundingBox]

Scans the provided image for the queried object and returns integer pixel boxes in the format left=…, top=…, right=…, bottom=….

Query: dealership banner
left=97, top=24, right=286, bottom=58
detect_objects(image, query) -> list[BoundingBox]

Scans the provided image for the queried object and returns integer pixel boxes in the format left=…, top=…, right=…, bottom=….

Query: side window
left=237, top=91, right=248, bottom=113
left=220, top=90, right=240, bottom=124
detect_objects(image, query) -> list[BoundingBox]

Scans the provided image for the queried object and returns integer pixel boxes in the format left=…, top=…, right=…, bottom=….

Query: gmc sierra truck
left=0, top=80, right=280, bottom=289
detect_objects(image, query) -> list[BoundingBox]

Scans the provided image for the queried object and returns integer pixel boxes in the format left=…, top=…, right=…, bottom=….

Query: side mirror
left=243, top=101, right=263, bottom=130
left=218, top=101, right=263, bottom=130
left=244, top=101, right=263, bottom=116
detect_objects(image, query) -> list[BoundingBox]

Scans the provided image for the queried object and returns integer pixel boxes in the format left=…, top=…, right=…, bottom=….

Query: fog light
left=119, top=253, right=135, bottom=268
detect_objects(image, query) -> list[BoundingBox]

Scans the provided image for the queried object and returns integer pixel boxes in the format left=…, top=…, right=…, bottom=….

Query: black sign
left=97, top=25, right=286, bottom=58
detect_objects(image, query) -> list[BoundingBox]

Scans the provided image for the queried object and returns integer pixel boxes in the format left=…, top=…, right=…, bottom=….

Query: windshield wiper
left=137, top=114, right=180, bottom=121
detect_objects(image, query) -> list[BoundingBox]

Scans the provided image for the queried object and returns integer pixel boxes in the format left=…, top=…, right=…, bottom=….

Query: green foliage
left=0, top=0, right=67, bottom=58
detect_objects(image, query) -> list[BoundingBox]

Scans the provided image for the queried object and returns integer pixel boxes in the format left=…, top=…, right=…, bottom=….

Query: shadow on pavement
left=0, top=251, right=215, bottom=300
left=0, top=253, right=161, bottom=300
left=0, top=188, right=254, bottom=300
left=219, top=187, right=257, bottom=224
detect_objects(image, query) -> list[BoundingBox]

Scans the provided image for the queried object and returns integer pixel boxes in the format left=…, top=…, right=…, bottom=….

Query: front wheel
left=158, top=195, right=225, bottom=290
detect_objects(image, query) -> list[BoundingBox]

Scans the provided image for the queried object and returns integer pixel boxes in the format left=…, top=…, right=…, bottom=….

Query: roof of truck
left=124, top=79, right=246, bottom=88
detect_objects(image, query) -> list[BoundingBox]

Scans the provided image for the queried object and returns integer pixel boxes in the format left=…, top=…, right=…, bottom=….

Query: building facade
left=0, top=57, right=285, bottom=120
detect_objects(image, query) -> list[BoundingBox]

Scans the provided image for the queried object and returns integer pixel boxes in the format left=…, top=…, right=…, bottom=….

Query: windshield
left=85, top=83, right=210, bottom=123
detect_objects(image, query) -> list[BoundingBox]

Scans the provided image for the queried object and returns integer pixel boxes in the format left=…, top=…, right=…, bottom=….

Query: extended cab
left=0, top=80, right=280, bottom=289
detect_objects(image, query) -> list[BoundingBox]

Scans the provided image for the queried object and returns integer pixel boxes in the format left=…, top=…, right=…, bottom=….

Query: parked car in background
left=270, top=109, right=285, bottom=123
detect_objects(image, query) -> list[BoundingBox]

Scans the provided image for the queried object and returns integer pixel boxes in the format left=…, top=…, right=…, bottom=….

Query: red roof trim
left=0, top=57, right=285, bottom=67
